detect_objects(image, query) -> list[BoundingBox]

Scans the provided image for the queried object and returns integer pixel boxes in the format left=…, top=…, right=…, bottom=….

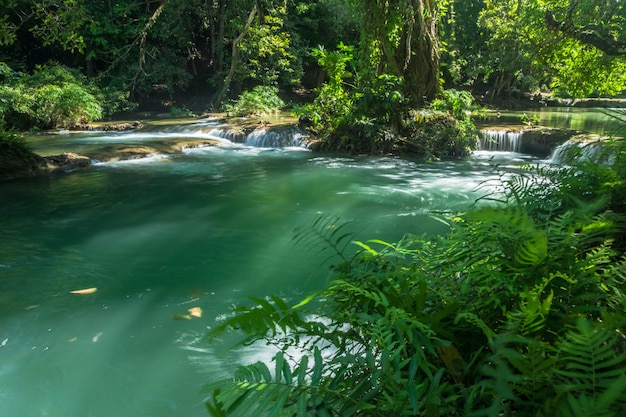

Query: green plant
left=0, top=121, right=43, bottom=176
left=170, top=105, right=194, bottom=118
left=0, top=63, right=103, bottom=129
left=518, top=112, right=541, bottom=126
left=0, top=121, right=32, bottom=157
left=431, top=89, right=479, bottom=119
left=205, top=140, right=626, bottom=416
left=294, top=43, right=355, bottom=135
left=225, top=85, right=285, bottom=117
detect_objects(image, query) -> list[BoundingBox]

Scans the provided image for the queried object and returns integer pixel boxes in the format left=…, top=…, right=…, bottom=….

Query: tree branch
left=215, top=4, right=258, bottom=104
left=100, top=0, right=170, bottom=87
left=545, top=9, right=626, bottom=56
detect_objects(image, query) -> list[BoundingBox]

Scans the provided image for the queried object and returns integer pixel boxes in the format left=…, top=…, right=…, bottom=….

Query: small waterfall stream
left=548, top=140, right=610, bottom=164
left=479, top=130, right=523, bottom=152
left=208, top=127, right=307, bottom=148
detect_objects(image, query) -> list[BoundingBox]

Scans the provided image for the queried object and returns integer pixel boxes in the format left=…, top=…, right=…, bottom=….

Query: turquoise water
left=1, top=125, right=540, bottom=416
left=479, top=107, right=624, bottom=136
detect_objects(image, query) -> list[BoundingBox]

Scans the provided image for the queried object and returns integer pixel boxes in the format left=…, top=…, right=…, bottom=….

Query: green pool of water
left=1, top=125, right=541, bottom=416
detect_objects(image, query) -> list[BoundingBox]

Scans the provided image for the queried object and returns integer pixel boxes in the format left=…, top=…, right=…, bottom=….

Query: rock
left=518, top=127, right=579, bottom=156
left=0, top=152, right=48, bottom=181
left=89, top=146, right=162, bottom=162
left=68, top=121, right=144, bottom=131
left=101, top=121, right=143, bottom=131
left=44, top=153, right=92, bottom=171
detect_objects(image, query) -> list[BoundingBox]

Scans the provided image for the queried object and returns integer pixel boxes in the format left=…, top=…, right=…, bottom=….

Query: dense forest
left=1, top=1, right=625, bottom=140
left=2, top=0, right=626, bottom=103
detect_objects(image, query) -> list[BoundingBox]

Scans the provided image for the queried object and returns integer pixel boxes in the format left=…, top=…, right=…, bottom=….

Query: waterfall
left=480, top=130, right=523, bottom=152
left=244, top=129, right=305, bottom=147
left=208, top=128, right=247, bottom=143
left=549, top=140, right=609, bottom=164
left=209, top=127, right=307, bottom=148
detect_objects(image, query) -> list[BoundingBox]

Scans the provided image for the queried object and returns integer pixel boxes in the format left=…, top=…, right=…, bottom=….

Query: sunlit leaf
left=188, top=307, right=203, bottom=318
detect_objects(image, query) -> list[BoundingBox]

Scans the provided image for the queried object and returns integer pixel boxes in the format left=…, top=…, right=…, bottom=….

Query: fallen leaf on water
left=188, top=307, right=203, bottom=318
left=70, top=287, right=97, bottom=295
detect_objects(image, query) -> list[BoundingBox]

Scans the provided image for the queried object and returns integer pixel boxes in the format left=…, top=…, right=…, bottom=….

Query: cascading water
left=549, top=140, right=609, bottom=164
left=208, top=126, right=307, bottom=148
left=244, top=129, right=306, bottom=148
left=480, top=129, right=523, bottom=152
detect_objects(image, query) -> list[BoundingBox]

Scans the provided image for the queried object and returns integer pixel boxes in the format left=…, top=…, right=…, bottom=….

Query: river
left=0, top=112, right=585, bottom=416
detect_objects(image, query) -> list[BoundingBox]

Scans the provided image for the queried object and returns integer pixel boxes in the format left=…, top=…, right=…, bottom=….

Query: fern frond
left=293, top=214, right=356, bottom=264
left=207, top=294, right=324, bottom=346
left=204, top=352, right=311, bottom=417
left=555, top=318, right=626, bottom=395
left=546, top=317, right=626, bottom=416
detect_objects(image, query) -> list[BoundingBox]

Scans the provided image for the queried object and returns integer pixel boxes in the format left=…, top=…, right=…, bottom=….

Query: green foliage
left=237, top=7, right=302, bottom=88
left=519, top=112, right=541, bottom=127
left=225, top=85, right=285, bottom=117
left=294, top=43, right=354, bottom=134
left=2, top=0, right=624, bottom=110
left=297, top=41, right=479, bottom=157
left=477, top=0, right=626, bottom=98
left=30, top=0, right=88, bottom=53
left=206, top=139, right=626, bottom=416
left=0, top=120, right=43, bottom=176
left=0, top=121, right=32, bottom=157
left=431, top=89, right=480, bottom=119
left=0, top=63, right=102, bottom=129
left=170, top=106, right=194, bottom=118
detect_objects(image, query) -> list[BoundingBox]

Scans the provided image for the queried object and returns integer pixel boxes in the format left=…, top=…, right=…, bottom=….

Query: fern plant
left=205, top=141, right=626, bottom=416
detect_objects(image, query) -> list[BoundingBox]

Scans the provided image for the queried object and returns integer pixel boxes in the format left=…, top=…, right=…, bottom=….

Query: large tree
left=358, top=0, right=445, bottom=106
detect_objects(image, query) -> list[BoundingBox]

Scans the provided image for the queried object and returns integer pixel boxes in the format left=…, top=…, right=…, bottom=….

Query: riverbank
left=0, top=138, right=228, bottom=181
left=1, top=106, right=617, bottom=182
left=479, top=95, right=626, bottom=109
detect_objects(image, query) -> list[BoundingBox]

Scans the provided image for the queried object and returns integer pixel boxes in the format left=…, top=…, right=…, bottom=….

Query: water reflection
left=478, top=107, right=623, bottom=136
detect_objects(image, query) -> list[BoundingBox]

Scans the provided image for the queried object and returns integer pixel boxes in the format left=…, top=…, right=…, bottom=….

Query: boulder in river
left=44, top=152, right=92, bottom=171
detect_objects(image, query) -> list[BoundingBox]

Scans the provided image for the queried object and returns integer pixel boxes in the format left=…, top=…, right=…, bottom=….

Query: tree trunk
left=363, top=0, right=441, bottom=107
left=209, top=1, right=226, bottom=87
left=398, top=0, right=440, bottom=106
left=214, top=4, right=257, bottom=104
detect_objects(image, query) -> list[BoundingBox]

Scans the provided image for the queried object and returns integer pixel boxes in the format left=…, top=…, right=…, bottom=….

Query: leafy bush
left=293, top=44, right=354, bottom=134
left=0, top=63, right=103, bottom=129
left=0, top=121, right=44, bottom=177
left=170, top=105, right=194, bottom=118
left=431, top=89, right=479, bottom=119
left=399, top=109, right=479, bottom=159
left=0, top=121, right=33, bottom=157
left=225, top=85, right=285, bottom=117
left=296, top=45, right=480, bottom=157
left=206, top=140, right=626, bottom=416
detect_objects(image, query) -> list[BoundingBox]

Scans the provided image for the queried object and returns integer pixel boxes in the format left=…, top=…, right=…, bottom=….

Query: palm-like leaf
left=293, top=214, right=357, bottom=264
left=549, top=318, right=626, bottom=416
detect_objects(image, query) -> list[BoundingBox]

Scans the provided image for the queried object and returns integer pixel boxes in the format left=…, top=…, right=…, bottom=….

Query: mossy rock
left=0, top=149, right=48, bottom=180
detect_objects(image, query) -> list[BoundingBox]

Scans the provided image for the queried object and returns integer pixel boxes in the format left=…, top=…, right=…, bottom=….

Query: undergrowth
left=0, top=121, right=44, bottom=177
left=205, top=138, right=626, bottom=416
